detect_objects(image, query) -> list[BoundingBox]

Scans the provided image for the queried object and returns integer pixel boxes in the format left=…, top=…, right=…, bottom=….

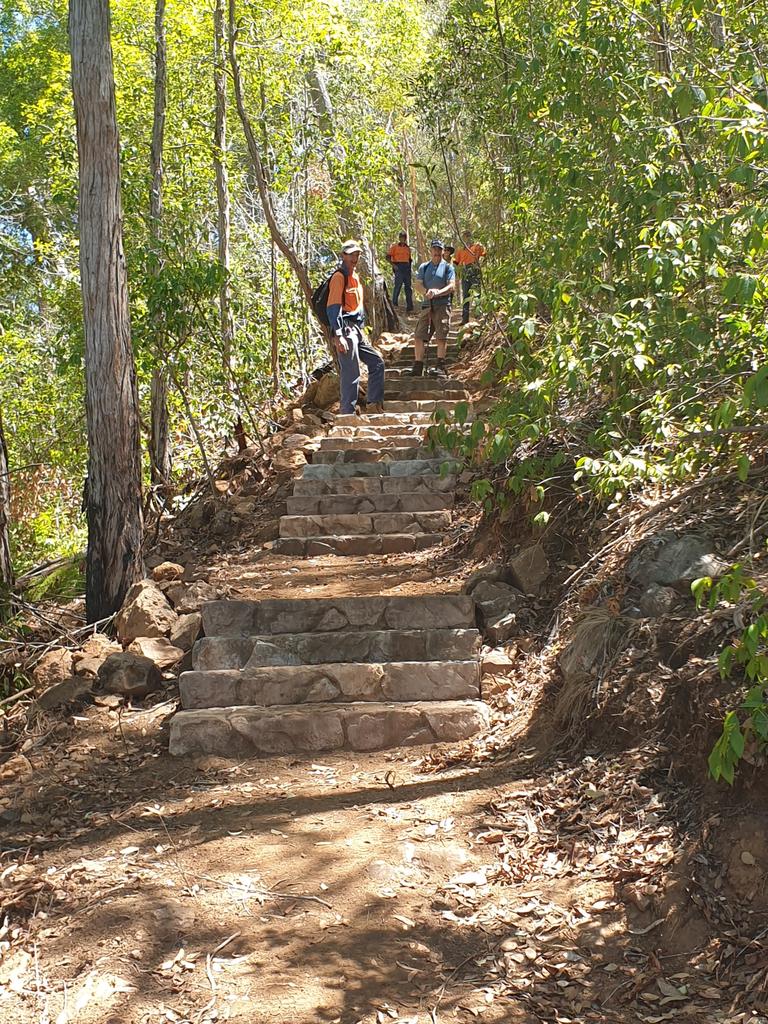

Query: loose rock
left=627, top=530, right=728, bottom=589
left=507, top=544, right=550, bottom=595
left=639, top=583, right=679, bottom=618
left=170, top=612, right=203, bottom=652
left=115, top=580, right=178, bottom=643
left=98, top=652, right=163, bottom=699
left=36, top=676, right=92, bottom=711
left=128, top=637, right=185, bottom=669
left=33, top=649, right=74, bottom=691
left=151, top=561, right=185, bottom=583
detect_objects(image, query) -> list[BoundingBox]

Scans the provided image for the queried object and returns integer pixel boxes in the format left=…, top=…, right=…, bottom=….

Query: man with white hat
left=326, top=240, right=385, bottom=414
left=411, top=239, right=456, bottom=378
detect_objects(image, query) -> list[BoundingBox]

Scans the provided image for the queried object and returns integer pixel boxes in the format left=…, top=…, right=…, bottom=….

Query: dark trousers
left=462, top=268, right=481, bottom=324
left=338, top=323, right=385, bottom=414
left=392, top=264, right=413, bottom=311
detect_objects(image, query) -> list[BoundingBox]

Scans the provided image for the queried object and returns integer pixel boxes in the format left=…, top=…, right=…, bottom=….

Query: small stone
left=507, top=544, right=549, bottom=595
left=33, top=649, right=74, bottom=691
left=171, top=581, right=219, bottom=614
left=481, top=650, right=514, bottom=675
left=291, top=407, right=304, bottom=423
left=98, top=652, right=163, bottom=699
left=170, top=612, right=203, bottom=652
left=273, top=448, right=307, bottom=474
left=627, top=531, right=728, bottom=589
left=115, top=580, right=178, bottom=643
left=484, top=612, right=519, bottom=644
left=128, top=637, right=185, bottom=669
left=639, top=583, right=679, bottom=618
left=72, top=634, right=120, bottom=676
left=151, top=561, right=185, bottom=583
left=36, top=676, right=92, bottom=711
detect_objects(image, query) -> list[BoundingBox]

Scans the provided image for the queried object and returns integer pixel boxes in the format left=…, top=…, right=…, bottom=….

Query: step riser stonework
left=201, top=594, right=476, bottom=637
left=180, top=661, right=480, bottom=708
left=299, top=459, right=460, bottom=480
left=318, top=436, right=425, bottom=452
left=285, top=492, right=453, bottom=515
left=169, top=701, right=490, bottom=757
left=271, top=532, right=443, bottom=556
left=279, top=510, right=451, bottom=539
left=313, top=447, right=444, bottom=465
left=291, top=474, right=456, bottom=496
left=193, top=628, right=480, bottom=670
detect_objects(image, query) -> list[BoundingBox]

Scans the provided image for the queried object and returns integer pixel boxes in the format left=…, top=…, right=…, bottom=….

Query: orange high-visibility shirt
left=327, top=268, right=364, bottom=314
left=454, top=243, right=486, bottom=265
left=388, top=243, right=412, bottom=264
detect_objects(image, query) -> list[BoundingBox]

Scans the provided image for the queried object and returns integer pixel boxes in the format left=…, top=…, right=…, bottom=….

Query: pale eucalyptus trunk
left=214, top=0, right=235, bottom=370
left=149, top=0, right=171, bottom=491
left=0, top=407, right=13, bottom=594
left=69, top=0, right=143, bottom=621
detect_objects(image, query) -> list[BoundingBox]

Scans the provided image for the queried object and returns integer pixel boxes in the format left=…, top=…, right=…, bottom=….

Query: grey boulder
left=98, top=652, right=163, bottom=699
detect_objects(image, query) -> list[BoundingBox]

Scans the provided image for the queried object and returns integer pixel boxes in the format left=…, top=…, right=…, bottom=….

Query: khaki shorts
left=414, top=303, right=451, bottom=342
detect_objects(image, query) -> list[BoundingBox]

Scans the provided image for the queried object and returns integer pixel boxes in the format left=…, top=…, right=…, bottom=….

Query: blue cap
left=430, top=239, right=444, bottom=249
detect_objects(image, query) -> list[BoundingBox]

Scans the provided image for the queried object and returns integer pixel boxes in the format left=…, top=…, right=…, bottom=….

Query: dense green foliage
left=427, top=0, right=768, bottom=509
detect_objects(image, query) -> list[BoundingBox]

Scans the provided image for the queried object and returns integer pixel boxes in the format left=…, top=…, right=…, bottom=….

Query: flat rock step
left=384, top=388, right=468, bottom=401
left=317, top=435, right=425, bottom=452
left=383, top=377, right=464, bottom=391
left=313, top=446, right=446, bottom=465
left=333, top=412, right=435, bottom=426
left=291, top=473, right=457, bottom=497
left=328, top=425, right=426, bottom=439
left=271, top=532, right=444, bottom=556
left=180, top=660, right=480, bottom=709
left=169, top=700, right=490, bottom=757
left=298, top=458, right=461, bottom=481
left=279, top=510, right=451, bottom=539
left=201, top=593, right=476, bottom=637
left=286, top=491, right=453, bottom=515
left=378, top=400, right=470, bottom=415
left=194, top=627, right=480, bottom=670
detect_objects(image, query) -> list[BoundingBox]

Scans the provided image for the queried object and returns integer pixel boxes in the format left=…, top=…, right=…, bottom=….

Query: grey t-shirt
left=417, top=259, right=456, bottom=307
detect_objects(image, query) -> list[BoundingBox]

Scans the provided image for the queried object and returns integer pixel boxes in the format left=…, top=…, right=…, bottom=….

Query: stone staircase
left=168, top=328, right=490, bottom=758
left=273, top=336, right=469, bottom=558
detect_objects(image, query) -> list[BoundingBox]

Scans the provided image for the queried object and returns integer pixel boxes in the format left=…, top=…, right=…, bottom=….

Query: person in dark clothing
left=326, top=240, right=386, bottom=414
left=386, top=231, right=414, bottom=312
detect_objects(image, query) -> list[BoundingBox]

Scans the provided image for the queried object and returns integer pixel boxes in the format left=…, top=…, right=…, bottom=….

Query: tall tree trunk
left=403, top=137, right=427, bottom=263
left=306, top=64, right=397, bottom=338
left=214, top=0, right=235, bottom=370
left=0, top=407, right=13, bottom=595
left=228, top=0, right=314, bottom=306
left=149, top=0, right=171, bottom=491
left=270, top=241, right=281, bottom=393
left=69, top=0, right=143, bottom=621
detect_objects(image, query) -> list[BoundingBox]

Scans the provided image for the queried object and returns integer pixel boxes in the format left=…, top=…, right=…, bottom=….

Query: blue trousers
left=338, top=323, right=385, bottom=414
left=392, top=264, right=413, bottom=311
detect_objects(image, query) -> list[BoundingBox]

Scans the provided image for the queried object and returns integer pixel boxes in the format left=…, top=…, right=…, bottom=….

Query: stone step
left=200, top=594, right=476, bottom=637
left=317, top=435, right=423, bottom=452
left=386, top=367, right=462, bottom=379
left=378, top=400, right=471, bottom=415
left=312, top=446, right=444, bottom=465
left=180, top=660, right=480, bottom=709
left=328, top=424, right=426, bottom=439
left=298, top=458, right=461, bottom=482
left=169, top=699, right=490, bottom=757
left=194, top=627, right=481, bottom=670
left=384, top=388, right=468, bottom=401
left=291, top=473, right=457, bottom=497
left=286, top=491, right=453, bottom=515
left=384, top=377, right=464, bottom=392
left=271, top=532, right=444, bottom=556
left=333, top=412, right=434, bottom=427
left=279, top=510, right=451, bottom=539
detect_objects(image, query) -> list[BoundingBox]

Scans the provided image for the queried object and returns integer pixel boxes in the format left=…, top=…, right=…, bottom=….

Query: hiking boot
left=365, top=402, right=385, bottom=414
left=407, top=360, right=424, bottom=377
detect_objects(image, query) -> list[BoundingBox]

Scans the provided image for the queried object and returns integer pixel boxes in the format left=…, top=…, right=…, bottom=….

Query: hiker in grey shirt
left=410, top=239, right=456, bottom=378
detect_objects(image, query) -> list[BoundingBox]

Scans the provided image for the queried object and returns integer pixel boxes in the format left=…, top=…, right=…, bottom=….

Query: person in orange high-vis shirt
left=326, top=240, right=385, bottom=414
left=386, top=231, right=414, bottom=312
left=454, top=233, right=487, bottom=324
